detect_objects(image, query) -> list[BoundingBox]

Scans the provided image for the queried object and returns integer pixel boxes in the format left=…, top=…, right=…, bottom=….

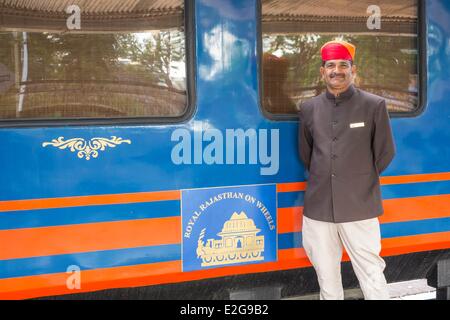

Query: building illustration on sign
left=196, top=211, right=265, bottom=267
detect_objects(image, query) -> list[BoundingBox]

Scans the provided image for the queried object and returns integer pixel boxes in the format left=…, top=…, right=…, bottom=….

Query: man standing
left=298, top=40, right=396, bottom=300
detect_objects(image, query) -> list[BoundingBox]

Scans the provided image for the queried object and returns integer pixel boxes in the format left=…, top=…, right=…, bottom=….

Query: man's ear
left=320, top=66, right=326, bottom=80
left=351, top=64, right=357, bottom=76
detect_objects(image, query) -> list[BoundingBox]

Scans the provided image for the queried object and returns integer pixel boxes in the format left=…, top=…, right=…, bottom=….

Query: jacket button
left=331, top=173, right=336, bottom=178
left=331, top=154, right=338, bottom=160
left=333, top=137, right=338, bottom=142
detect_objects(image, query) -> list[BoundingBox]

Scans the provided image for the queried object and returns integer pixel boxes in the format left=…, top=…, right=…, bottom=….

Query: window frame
left=257, top=0, right=427, bottom=121
left=0, top=0, right=196, bottom=128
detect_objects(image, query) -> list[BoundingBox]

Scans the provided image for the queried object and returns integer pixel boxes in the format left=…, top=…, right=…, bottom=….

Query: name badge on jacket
left=350, top=122, right=365, bottom=128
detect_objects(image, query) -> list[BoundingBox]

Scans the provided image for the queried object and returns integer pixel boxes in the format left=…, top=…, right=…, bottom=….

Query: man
left=298, top=40, right=396, bottom=300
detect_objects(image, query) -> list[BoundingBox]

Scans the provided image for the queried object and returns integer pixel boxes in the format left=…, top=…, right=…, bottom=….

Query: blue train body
left=0, top=0, right=449, bottom=299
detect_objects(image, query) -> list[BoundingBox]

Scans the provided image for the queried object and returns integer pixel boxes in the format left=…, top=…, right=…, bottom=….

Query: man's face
left=320, top=59, right=356, bottom=91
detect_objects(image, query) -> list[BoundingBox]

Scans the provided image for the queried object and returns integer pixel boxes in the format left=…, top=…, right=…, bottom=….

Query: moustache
left=329, top=73, right=346, bottom=78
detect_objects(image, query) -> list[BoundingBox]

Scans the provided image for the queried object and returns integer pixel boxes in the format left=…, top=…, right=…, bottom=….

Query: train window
left=261, top=0, right=420, bottom=115
left=0, top=0, right=186, bottom=121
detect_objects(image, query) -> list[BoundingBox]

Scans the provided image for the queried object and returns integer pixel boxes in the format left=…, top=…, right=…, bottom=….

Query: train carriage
left=0, top=0, right=449, bottom=299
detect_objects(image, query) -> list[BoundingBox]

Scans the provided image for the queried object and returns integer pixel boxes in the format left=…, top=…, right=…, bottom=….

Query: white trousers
left=302, top=216, right=390, bottom=300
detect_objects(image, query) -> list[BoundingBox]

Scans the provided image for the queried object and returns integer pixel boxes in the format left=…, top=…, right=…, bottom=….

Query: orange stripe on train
left=278, top=207, right=303, bottom=233
left=381, top=194, right=450, bottom=223
left=276, top=172, right=450, bottom=192
left=0, top=190, right=181, bottom=212
left=277, top=194, right=450, bottom=233
left=381, top=231, right=450, bottom=256
left=0, top=258, right=312, bottom=300
left=0, top=207, right=302, bottom=260
left=380, top=172, right=450, bottom=185
left=2, top=231, right=450, bottom=299
left=0, top=217, right=180, bottom=260
left=0, top=260, right=181, bottom=300
left=276, top=182, right=307, bottom=193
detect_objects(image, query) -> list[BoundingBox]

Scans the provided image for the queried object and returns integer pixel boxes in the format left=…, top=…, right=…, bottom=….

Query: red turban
left=321, top=40, right=356, bottom=62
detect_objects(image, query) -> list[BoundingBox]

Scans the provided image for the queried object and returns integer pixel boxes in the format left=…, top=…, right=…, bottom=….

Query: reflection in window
left=261, top=0, right=419, bottom=114
left=0, top=0, right=186, bottom=120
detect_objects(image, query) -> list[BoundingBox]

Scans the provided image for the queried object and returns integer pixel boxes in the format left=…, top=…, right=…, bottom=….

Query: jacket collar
left=325, top=84, right=356, bottom=102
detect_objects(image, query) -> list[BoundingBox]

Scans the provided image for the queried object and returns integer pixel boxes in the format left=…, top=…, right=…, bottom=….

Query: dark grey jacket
left=298, top=85, right=395, bottom=223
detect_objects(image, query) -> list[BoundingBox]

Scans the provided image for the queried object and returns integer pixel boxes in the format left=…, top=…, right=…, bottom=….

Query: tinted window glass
left=0, top=0, right=186, bottom=120
left=261, top=0, right=419, bottom=114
